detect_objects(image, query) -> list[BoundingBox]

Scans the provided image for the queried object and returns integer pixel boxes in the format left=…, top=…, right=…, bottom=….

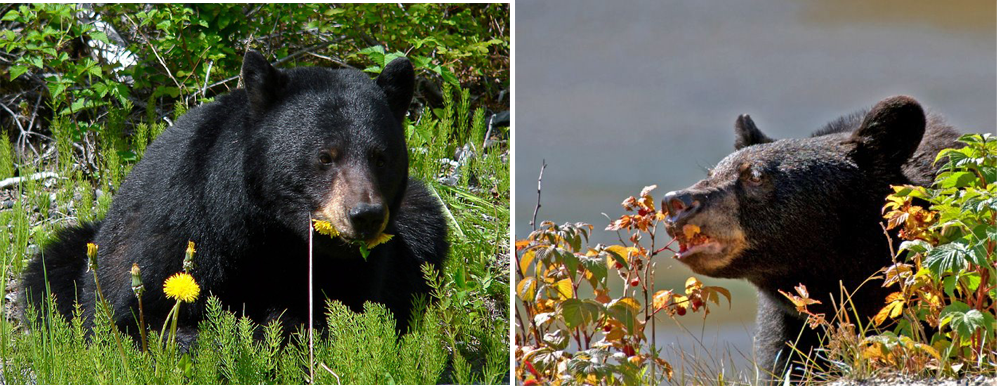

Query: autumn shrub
left=515, top=185, right=731, bottom=385
left=781, top=133, right=997, bottom=381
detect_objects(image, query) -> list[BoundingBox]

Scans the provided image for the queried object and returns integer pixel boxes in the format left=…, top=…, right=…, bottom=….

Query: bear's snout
left=662, top=190, right=703, bottom=226
left=348, top=202, right=387, bottom=239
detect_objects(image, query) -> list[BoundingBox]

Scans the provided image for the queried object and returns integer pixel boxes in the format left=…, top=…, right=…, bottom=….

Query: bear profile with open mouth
left=661, top=96, right=959, bottom=379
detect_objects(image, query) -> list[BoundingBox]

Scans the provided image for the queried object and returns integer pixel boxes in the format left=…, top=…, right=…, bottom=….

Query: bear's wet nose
left=348, top=203, right=386, bottom=239
left=663, top=190, right=702, bottom=224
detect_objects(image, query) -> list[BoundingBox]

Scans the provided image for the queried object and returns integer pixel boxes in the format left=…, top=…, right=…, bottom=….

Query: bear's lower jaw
left=675, top=240, right=722, bottom=260
left=674, top=240, right=745, bottom=277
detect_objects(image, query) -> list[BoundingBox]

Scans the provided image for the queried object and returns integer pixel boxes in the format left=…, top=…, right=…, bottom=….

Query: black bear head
left=661, top=96, right=926, bottom=285
left=240, top=50, right=415, bottom=244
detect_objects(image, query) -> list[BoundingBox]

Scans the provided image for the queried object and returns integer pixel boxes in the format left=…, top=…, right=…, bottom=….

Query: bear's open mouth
left=672, top=225, right=723, bottom=260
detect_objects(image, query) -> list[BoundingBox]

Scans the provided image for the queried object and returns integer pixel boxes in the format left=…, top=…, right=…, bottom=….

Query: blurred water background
left=515, top=0, right=995, bottom=379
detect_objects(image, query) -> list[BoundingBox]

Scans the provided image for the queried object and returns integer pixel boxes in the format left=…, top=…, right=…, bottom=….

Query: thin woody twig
left=201, top=60, right=213, bottom=97
left=531, top=160, right=546, bottom=231
left=124, top=14, right=182, bottom=91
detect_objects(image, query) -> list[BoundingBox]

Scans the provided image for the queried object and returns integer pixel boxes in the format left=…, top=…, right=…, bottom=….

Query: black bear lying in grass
left=23, top=51, right=448, bottom=339
left=661, top=96, right=958, bottom=379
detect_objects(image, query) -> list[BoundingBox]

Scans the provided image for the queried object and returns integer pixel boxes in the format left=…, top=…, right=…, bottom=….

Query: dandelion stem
left=309, top=215, right=315, bottom=384
left=169, top=301, right=180, bottom=348
left=137, top=295, right=147, bottom=353
left=159, top=302, right=179, bottom=349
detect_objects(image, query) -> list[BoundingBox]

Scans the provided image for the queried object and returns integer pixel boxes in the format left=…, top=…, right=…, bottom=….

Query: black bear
left=22, top=51, right=448, bottom=339
left=660, top=96, right=958, bottom=379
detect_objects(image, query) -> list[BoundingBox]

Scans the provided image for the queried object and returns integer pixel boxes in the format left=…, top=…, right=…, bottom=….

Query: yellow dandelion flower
left=86, top=243, right=99, bottom=272
left=163, top=272, right=200, bottom=303
left=312, top=219, right=339, bottom=237
left=367, top=233, right=394, bottom=249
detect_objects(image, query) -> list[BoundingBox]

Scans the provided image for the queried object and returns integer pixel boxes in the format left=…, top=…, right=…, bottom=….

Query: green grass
left=0, top=83, right=510, bottom=384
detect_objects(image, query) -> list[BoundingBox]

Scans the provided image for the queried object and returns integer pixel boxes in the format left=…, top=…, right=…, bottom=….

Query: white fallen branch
left=0, top=172, right=59, bottom=189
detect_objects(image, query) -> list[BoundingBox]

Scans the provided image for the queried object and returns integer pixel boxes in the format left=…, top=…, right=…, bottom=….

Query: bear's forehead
left=283, top=68, right=385, bottom=101
left=714, top=136, right=855, bottom=176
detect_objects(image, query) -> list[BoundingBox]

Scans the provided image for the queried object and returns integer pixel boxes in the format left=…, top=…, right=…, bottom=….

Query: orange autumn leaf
left=682, top=224, right=701, bottom=240
left=778, top=284, right=821, bottom=313
left=653, top=290, right=673, bottom=311
left=873, top=292, right=905, bottom=326
left=684, top=276, right=703, bottom=294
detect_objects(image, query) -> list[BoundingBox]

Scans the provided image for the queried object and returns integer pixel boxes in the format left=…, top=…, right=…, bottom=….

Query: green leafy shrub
left=783, top=134, right=997, bottom=381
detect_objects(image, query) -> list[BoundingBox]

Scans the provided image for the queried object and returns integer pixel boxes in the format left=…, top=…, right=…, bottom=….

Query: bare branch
left=531, top=160, right=547, bottom=231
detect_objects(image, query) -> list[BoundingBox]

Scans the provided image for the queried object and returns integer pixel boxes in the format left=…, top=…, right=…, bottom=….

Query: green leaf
left=606, top=298, right=639, bottom=335
left=440, top=67, right=459, bottom=86
left=577, top=253, right=607, bottom=284
left=962, top=273, right=981, bottom=292
left=542, top=328, right=569, bottom=350
left=1, top=10, right=19, bottom=22
left=357, top=45, right=386, bottom=66
left=47, top=80, right=68, bottom=100
left=560, top=248, right=579, bottom=276
left=981, top=166, right=996, bottom=185
left=559, top=299, right=601, bottom=329
left=384, top=51, right=407, bottom=66
left=943, top=309, right=986, bottom=338
left=936, top=171, right=977, bottom=189
left=924, top=241, right=971, bottom=275
left=9, top=65, right=27, bottom=80
left=898, top=240, right=932, bottom=255
left=943, top=275, right=959, bottom=298
left=89, top=31, right=110, bottom=44
left=966, top=240, right=990, bottom=267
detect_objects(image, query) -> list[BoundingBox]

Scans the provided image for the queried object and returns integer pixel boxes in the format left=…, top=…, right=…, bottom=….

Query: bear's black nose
left=348, top=203, right=386, bottom=239
left=663, top=190, right=702, bottom=224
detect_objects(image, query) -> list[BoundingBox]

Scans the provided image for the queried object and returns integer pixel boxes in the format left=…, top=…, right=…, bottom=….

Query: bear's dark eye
left=745, top=169, right=763, bottom=186
left=318, top=152, right=333, bottom=165
left=372, top=151, right=386, bottom=168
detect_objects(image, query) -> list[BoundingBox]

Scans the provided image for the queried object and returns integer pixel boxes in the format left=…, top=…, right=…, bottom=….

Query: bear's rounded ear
left=850, top=96, right=926, bottom=168
left=241, top=50, right=283, bottom=112
left=734, top=114, right=773, bottom=150
left=376, top=57, right=415, bottom=123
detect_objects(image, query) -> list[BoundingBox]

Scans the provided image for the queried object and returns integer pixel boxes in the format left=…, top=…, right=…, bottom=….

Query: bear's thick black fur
left=661, top=96, right=959, bottom=380
left=22, top=51, right=448, bottom=338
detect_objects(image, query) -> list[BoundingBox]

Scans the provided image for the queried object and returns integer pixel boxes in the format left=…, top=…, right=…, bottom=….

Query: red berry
left=622, top=344, right=636, bottom=357
left=615, top=262, right=624, bottom=269
left=630, top=278, right=640, bottom=287
left=692, top=298, right=703, bottom=311
left=676, top=307, right=687, bottom=316
left=603, top=324, right=612, bottom=332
